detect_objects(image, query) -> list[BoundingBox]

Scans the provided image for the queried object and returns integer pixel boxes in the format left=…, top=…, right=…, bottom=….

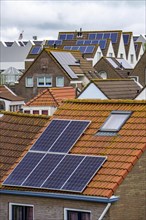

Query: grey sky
left=0, top=0, right=146, bottom=41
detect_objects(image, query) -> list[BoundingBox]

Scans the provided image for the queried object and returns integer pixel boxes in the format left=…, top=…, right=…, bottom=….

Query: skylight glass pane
left=100, top=111, right=131, bottom=132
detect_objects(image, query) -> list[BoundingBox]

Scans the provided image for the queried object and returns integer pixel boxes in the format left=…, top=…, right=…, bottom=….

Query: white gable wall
left=117, top=34, right=127, bottom=60
left=78, top=83, right=108, bottom=99
left=135, top=88, right=146, bottom=100
left=106, top=41, right=115, bottom=58
left=127, top=35, right=137, bottom=68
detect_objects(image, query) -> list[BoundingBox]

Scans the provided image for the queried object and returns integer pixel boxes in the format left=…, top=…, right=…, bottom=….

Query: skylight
left=99, top=111, right=132, bottom=132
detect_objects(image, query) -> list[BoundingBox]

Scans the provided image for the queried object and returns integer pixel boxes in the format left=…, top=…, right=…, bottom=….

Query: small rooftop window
left=99, top=111, right=132, bottom=132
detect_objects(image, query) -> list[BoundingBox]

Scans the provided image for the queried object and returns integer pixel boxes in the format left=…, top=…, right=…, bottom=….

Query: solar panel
left=76, top=40, right=84, bottom=45
left=123, top=34, right=130, bottom=45
left=111, top=32, right=118, bottom=43
left=96, top=33, right=103, bottom=39
left=72, top=46, right=79, bottom=50
left=64, top=46, right=71, bottom=50
left=59, top=34, right=66, bottom=40
left=79, top=46, right=86, bottom=53
left=103, top=33, right=110, bottom=39
left=22, top=154, right=65, bottom=187
left=3, top=152, right=44, bottom=186
left=30, top=46, right=41, bottom=55
left=134, top=44, right=138, bottom=51
left=42, top=154, right=84, bottom=189
left=62, top=156, right=106, bottom=192
left=66, top=34, right=74, bottom=40
left=88, top=33, right=96, bottom=40
left=49, top=120, right=90, bottom=153
left=31, top=120, right=70, bottom=152
left=47, top=40, right=62, bottom=46
left=91, top=40, right=99, bottom=45
left=99, top=40, right=107, bottom=49
left=85, top=46, right=95, bottom=53
left=84, top=40, right=91, bottom=45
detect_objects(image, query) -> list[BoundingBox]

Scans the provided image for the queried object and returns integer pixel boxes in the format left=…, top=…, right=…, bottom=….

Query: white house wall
left=78, top=83, right=108, bottom=99
left=117, top=34, right=127, bottom=60
left=135, top=88, right=146, bottom=100
left=106, top=41, right=115, bottom=58
left=127, top=35, right=137, bottom=68
left=22, top=106, right=57, bottom=116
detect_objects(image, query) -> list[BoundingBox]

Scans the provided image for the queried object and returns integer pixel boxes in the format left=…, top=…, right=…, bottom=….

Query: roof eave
left=0, top=189, right=119, bottom=203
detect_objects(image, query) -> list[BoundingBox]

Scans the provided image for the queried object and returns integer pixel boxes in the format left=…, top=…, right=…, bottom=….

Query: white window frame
left=37, top=76, right=52, bottom=87
left=130, top=54, right=134, bottom=64
left=9, top=203, right=34, bottom=220
left=56, top=76, right=64, bottom=87
left=64, top=208, right=91, bottom=220
left=129, top=76, right=139, bottom=82
left=25, top=77, right=33, bottom=87
left=99, top=71, right=107, bottom=79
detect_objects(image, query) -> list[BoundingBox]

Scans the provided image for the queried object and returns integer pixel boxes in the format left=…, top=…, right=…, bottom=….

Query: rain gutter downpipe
left=98, top=203, right=111, bottom=220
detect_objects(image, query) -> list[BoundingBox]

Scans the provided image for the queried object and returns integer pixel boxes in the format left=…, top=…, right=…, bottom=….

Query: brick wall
left=105, top=151, right=146, bottom=220
left=0, top=194, right=107, bottom=220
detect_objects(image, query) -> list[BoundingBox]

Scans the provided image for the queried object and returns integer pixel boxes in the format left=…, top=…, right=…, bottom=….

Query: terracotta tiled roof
left=24, top=87, right=76, bottom=107
left=0, top=111, right=50, bottom=183
left=1, top=99, right=146, bottom=199
left=52, top=99, right=146, bottom=197
left=0, top=85, right=24, bottom=101
left=90, top=79, right=142, bottom=99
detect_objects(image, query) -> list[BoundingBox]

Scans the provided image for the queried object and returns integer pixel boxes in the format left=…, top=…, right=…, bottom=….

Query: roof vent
left=53, top=43, right=57, bottom=49
left=75, top=59, right=80, bottom=64
left=77, top=28, right=83, bottom=38
left=120, top=62, right=123, bottom=69
left=33, top=36, right=37, bottom=40
left=127, top=71, right=130, bottom=76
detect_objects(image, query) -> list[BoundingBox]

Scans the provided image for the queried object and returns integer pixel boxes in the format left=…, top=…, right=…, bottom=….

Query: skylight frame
left=99, top=111, right=132, bottom=132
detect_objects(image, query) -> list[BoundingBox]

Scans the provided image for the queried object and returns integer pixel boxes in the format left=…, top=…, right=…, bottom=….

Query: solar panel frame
left=61, top=156, right=107, bottom=192
left=3, top=152, right=44, bottom=186
left=49, top=120, right=90, bottom=153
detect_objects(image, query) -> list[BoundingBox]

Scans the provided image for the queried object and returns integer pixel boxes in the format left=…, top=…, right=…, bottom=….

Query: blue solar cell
left=85, top=46, right=95, bottom=54
left=103, top=33, right=110, bottom=39
left=84, top=40, right=91, bottom=45
left=79, top=46, right=86, bottom=53
left=96, top=33, right=103, bottom=39
left=59, top=34, right=66, bottom=40
left=23, top=154, right=64, bottom=187
left=76, top=40, right=84, bottom=45
left=42, top=155, right=84, bottom=189
left=30, top=46, right=41, bottom=55
left=49, top=120, right=90, bottom=153
left=72, top=46, right=79, bottom=50
left=47, top=40, right=55, bottom=45
left=55, top=40, right=62, bottom=45
left=31, top=120, right=70, bottom=152
left=134, top=44, right=138, bottom=51
left=64, top=46, right=71, bottom=50
left=111, top=32, right=118, bottom=43
left=88, top=33, right=96, bottom=40
left=91, top=40, right=99, bottom=45
left=48, top=40, right=62, bottom=46
left=123, top=34, right=129, bottom=45
left=99, top=40, right=106, bottom=49
left=62, top=156, right=106, bottom=192
left=3, top=152, right=44, bottom=186
left=66, top=34, right=74, bottom=40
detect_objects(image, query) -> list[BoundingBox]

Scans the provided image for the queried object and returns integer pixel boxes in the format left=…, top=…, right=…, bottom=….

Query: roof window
left=99, top=111, right=132, bottom=132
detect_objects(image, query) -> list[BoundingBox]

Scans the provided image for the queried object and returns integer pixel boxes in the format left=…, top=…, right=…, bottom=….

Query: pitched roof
left=1, top=99, right=146, bottom=198
left=24, top=87, right=76, bottom=107
left=0, top=111, right=50, bottom=182
left=0, top=85, right=24, bottom=101
left=89, top=79, right=142, bottom=99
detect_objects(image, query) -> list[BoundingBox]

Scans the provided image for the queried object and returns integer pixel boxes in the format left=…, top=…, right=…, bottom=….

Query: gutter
left=98, top=203, right=111, bottom=220
left=0, top=189, right=119, bottom=203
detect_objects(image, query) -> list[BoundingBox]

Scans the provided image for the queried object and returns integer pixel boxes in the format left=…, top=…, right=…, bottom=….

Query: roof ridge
left=63, top=99, right=146, bottom=104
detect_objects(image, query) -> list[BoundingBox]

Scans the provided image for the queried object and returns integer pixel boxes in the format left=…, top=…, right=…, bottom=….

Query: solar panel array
left=30, top=46, right=42, bottom=55
left=47, top=40, right=62, bottom=46
left=63, top=45, right=95, bottom=54
left=59, top=34, right=74, bottom=40
left=76, top=39, right=107, bottom=49
left=3, top=119, right=107, bottom=193
left=3, top=152, right=106, bottom=192
left=88, top=32, right=118, bottom=43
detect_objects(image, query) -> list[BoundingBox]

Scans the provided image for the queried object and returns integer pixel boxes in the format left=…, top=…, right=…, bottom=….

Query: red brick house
left=0, top=99, right=145, bottom=220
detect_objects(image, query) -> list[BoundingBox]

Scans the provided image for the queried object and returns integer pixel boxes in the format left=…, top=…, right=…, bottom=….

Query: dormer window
left=100, top=111, right=132, bottom=132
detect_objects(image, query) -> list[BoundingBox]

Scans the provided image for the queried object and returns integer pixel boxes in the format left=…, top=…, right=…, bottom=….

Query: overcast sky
left=1, top=0, right=146, bottom=41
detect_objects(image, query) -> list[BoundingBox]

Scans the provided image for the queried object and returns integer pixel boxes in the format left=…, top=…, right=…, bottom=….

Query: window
left=37, top=76, right=52, bottom=87
left=42, top=110, right=48, bottom=115
left=99, top=111, right=132, bottom=132
left=56, top=76, right=64, bottom=87
left=130, top=54, right=134, bottom=64
left=33, top=110, right=39, bottom=114
left=98, top=71, right=107, bottom=79
left=120, top=53, right=123, bottom=58
left=25, top=77, right=33, bottom=87
left=64, top=208, right=91, bottom=220
left=9, top=203, right=33, bottom=220
left=109, top=53, right=113, bottom=57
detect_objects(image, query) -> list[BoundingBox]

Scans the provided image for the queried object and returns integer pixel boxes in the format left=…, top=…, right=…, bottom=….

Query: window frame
left=37, top=76, right=52, bottom=87
left=64, top=208, right=91, bottom=220
left=25, top=77, right=33, bottom=87
left=9, top=203, right=34, bottom=220
left=99, top=110, right=132, bottom=132
left=98, top=71, right=107, bottom=79
left=56, top=76, right=64, bottom=87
